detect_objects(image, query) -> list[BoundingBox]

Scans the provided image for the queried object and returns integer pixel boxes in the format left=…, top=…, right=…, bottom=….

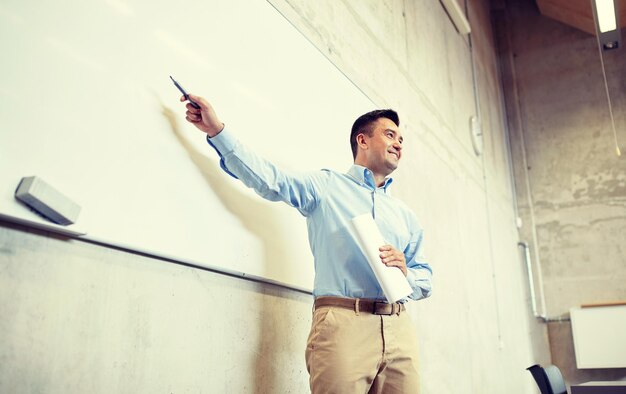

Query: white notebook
left=351, top=214, right=413, bottom=303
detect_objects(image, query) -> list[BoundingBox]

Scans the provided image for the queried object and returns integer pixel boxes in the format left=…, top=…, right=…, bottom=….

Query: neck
left=354, top=160, right=389, bottom=188
left=373, top=173, right=388, bottom=188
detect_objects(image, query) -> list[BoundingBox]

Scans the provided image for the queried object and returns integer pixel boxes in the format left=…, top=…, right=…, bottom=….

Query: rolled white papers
left=351, top=213, right=412, bottom=303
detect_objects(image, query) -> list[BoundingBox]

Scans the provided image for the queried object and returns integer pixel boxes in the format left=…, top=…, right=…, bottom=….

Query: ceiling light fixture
left=591, top=0, right=621, bottom=50
left=595, top=0, right=617, bottom=32
left=591, top=0, right=623, bottom=157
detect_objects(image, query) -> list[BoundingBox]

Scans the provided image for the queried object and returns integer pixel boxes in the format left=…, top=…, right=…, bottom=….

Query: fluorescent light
left=594, top=0, right=617, bottom=33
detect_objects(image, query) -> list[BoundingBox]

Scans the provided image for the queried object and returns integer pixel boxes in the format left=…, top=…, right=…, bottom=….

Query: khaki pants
left=305, top=304, right=420, bottom=394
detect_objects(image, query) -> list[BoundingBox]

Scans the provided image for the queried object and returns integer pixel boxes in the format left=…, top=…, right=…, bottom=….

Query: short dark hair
left=350, top=109, right=400, bottom=159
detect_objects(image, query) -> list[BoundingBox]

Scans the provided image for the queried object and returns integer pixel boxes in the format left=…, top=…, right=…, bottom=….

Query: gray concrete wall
left=0, top=1, right=548, bottom=393
left=495, top=0, right=626, bottom=387
left=0, top=223, right=313, bottom=393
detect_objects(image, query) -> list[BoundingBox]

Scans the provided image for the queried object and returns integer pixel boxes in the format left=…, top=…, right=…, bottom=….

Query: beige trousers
left=305, top=304, right=420, bottom=394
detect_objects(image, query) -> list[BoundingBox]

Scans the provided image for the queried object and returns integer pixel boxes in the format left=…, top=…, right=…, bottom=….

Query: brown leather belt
left=314, top=296, right=405, bottom=315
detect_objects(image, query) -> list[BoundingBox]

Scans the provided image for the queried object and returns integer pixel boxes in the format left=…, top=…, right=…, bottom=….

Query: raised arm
left=179, top=93, right=328, bottom=217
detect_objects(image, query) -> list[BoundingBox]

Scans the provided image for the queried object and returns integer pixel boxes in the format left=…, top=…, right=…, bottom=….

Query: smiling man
left=181, top=94, right=433, bottom=394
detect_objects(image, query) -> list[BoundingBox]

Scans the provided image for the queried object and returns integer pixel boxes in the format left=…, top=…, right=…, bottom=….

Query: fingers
left=179, top=93, right=223, bottom=136
left=185, top=111, right=202, bottom=122
left=379, top=244, right=397, bottom=259
left=186, top=102, right=201, bottom=111
left=185, top=109, right=202, bottom=120
left=185, top=115, right=201, bottom=124
left=181, top=93, right=207, bottom=111
left=187, top=93, right=208, bottom=108
left=383, top=260, right=403, bottom=268
left=379, top=250, right=402, bottom=263
left=379, top=244, right=407, bottom=276
left=379, top=245, right=402, bottom=263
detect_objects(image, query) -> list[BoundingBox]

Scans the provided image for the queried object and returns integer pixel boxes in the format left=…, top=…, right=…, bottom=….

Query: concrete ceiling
left=536, top=0, right=626, bottom=35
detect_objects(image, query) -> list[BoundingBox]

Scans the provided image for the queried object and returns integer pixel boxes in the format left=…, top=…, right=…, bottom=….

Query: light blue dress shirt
left=207, top=127, right=432, bottom=301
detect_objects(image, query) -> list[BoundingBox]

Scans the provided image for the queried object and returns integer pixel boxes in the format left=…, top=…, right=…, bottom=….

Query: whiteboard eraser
left=14, top=176, right=81, bottom=225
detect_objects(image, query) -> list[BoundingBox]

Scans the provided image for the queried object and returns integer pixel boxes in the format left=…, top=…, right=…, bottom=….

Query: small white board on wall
left=570, top=303, right=626, bottom=369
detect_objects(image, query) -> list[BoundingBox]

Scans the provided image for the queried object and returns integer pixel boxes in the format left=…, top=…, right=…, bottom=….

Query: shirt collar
left=347, top=164, right=393, bottom=192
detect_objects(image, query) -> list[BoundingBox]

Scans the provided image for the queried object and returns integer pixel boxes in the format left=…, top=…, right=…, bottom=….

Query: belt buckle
left=373, top=301, right=395, bottom=315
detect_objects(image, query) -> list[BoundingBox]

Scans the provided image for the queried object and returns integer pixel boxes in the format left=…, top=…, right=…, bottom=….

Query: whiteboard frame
left=0, top=215, right=313, bottom=295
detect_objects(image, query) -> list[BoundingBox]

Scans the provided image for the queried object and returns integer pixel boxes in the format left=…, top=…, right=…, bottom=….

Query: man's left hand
left=379, top=245, right=407, bottom=276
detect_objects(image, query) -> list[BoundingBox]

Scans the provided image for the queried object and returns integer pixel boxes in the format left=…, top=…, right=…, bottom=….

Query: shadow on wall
left=160, top=102, right=296, bottom=278
left=160, top=102, right=308, bottom=393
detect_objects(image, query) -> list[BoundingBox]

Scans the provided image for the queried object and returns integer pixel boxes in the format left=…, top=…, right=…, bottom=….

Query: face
left=357, top=117, right=403, bottom=177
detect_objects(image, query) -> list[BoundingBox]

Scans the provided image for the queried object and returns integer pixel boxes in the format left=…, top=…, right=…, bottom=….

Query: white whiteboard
left=571, top=306, right=626, bottom=368
left=0, top=0, right=375, bottom=291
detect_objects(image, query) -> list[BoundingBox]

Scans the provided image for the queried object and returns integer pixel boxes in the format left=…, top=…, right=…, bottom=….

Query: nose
left=393, top=140, right=402, bottom=150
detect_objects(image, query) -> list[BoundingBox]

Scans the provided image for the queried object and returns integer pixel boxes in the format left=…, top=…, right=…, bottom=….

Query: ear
left=356, top=133, right=369, bottom=150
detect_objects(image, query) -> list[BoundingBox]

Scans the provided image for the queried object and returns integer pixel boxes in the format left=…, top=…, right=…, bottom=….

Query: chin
left=385, top=163, right=398, bottom=172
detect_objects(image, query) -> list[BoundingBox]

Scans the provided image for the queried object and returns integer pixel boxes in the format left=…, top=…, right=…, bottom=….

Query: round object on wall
left=470, top=115, right=483, bottom=156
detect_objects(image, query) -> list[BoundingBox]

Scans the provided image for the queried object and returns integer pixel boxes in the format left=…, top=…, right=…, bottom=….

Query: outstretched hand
left=181, top=93, right=224, bottom=137
left=379, top=244, right=407, bottom=276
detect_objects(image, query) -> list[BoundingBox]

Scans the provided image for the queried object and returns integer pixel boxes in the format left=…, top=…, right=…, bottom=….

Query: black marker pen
left=170, top=76, right=201, bottom=109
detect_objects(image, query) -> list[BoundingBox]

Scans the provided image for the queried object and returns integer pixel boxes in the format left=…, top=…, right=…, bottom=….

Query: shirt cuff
left=405, top=269, right=419, bottom=291
left=405, top=267, right=433, bottom=300
left=206, top=125, right=237, bottom=155
left=406, top=267, right=431, bottom=282
left=205, top=125, right=239, bottom=179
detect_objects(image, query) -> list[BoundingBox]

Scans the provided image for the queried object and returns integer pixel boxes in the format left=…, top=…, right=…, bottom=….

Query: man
left=180, top=93, right=433, bottom=394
